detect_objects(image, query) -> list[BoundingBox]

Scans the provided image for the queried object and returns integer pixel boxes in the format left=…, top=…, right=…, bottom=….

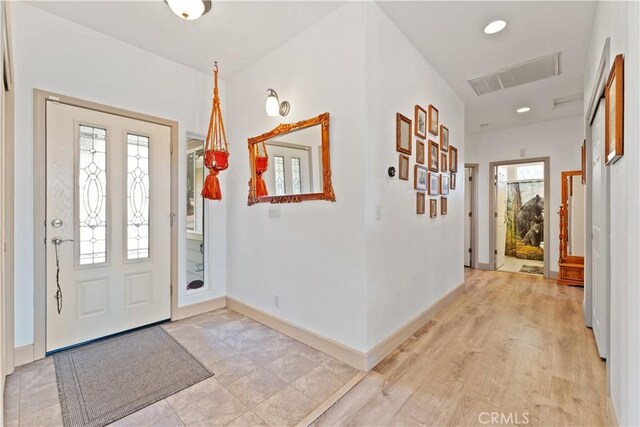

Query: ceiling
left=378, top=1, right=596, bottom=132
left=27, top=1, right=345, bottom=79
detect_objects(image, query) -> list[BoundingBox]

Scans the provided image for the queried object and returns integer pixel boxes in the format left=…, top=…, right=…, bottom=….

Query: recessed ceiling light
left=517, top=107, right=531, bottom=113
left=484, top=20, right=507, bottom=35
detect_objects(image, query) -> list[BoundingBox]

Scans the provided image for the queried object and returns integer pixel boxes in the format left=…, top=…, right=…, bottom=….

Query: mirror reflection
left=186, top=138, right=205, bottom=291
left=566, top=174, right=585, bottom=256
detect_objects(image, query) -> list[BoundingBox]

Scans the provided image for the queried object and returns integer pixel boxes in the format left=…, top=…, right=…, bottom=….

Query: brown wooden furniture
left=558, top=170, right=584, bottom=286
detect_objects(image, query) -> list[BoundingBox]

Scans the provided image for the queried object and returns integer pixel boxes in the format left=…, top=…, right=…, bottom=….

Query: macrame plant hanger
left=255, top=141, right=269, bottom=197
left=201, top=61, right=229, bottom=200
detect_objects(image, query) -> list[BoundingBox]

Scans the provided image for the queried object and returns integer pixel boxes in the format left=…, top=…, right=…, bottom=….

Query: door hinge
left=170, top=213, right=175, bottom=226
left=494, top=212, right=498, bottom=218
left=468, top=212, right=472, bottom=217
left=170, top=142, right=173, bottom=155
left=469, top=176, right=473, bottom=182
left=494, top=249, right=498, bottom=255
left=468, top=248, right=472, bottom=253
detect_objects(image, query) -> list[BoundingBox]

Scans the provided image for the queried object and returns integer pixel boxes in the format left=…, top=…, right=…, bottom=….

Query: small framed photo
left=416, top=140, right=425, bottom=165
left=399, top=154, right=410, bottom=180
left=450, top=173, right=456, bottom=190
left=428, top=105, right=439, bottom=136
left=605, top=54, right=624, bottom=165
left=429, top=199, right=438, bottom=218
left=440, top=125, right=449, bottom=152
left=441, top=153, right=448, bottom=172
left=396, top=113, right=412, bottom=155
left=449, top=146, right=458, bottom=172
left=428, top=172, right=439, bottom=196
left=415, top=105, right=427, bottom=139
left=440, top=174, right=450, bottom=195
left=441, top=197, right=448, bottom=215
left=428, top=140, right=439, bottom=172
left=416, top=192, right=426, bottom=215
left=414, top=165, right=428, bottom=191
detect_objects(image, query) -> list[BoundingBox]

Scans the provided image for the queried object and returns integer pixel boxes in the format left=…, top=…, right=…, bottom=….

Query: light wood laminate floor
left=315, top=269, right=608, bottom=426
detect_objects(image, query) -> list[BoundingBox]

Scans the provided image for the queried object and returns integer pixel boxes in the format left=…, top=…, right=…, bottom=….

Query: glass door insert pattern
left=126, top=133, right=150, bottom=260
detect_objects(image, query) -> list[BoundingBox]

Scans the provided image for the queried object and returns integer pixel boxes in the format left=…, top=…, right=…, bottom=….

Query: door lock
left=51, top=219, right=64, bottom=228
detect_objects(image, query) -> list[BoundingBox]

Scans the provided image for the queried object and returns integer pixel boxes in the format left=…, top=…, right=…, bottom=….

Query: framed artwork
left=440, top=173, right=450, bottom=195
left=441, top=197, right=448, bottom=215
left=416, top=192, right=426, bottom=214
left=441, top=153, right=448, bottom=172
left=428, top=172, right=439, bottom=196
left=399, top=154, right=410, bottom=180
left=428, top=105, right=439, bottom=135
left=581, top=140, right=586, bottom=184
left=605, top=54, right=624, bottom=165
left=440, top=125, right=449, bottom=152
left=415, top=105, right=427, bottom=139
left=414, top=165, right=428, bottom=191
left=429, top=199, right=437, bottom=218
left=416, top=140, right=425, bottom=164
left=451, top=173, right=456, bottom=190
left=396, top=113, right=412, bottom=155
left=449, top=146, right=458, bottom=172
left=428, top=140, right=439, bottom=172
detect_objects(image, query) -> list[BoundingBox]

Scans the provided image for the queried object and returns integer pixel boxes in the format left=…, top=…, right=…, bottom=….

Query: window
left=291, top=157, right=302, bottom=195
left=517, top=164, right=544, bottom=181
left=126, top=134, right=150, bottom=260
left=274, top=156, right=285, bottom=196
left=78, top=125, right=108, bottom=265
left=186, top=148, right=204, bottom=234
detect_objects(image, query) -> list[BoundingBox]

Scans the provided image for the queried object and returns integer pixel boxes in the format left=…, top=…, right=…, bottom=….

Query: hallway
left=315, top=269, right=607, bottom=426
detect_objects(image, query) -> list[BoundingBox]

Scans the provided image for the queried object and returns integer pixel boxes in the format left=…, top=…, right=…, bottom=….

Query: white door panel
left=46, top=102, right=171, bottom=352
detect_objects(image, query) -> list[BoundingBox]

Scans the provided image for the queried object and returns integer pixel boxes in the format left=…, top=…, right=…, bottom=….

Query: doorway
left=489, top=158, right=550, bottom=277
left=34, top=90, right=179, bottom=357
left=464, top=164, right=478, bottom=268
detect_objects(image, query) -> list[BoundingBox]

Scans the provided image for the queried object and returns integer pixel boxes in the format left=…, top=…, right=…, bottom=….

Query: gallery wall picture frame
left=430, top=199, right=437, bottom=218
left=440, top=125, right=449, bottom=152
left=428, top=104, right=439, bottom=136
left=449, top=146, right=458, bottom=172
left=428, top=140, right=439, bottom=172
left=605, top=54, right=624, bottom=165
left=441, top=197, right=448, bottom=215
left=414, top=165, right=428, bottom=191
left=441, top=153, right=448, bottom=172
left=450, top=172, right=456, bottom=190
left=399, top=154, right=410, bottom=180
left=428, top=172, right=439, bottom=196
left=415, top=105, right=427, bottom=139
left=416, top=140, right=425, bottom=164
left=417, top=192, right=426, bottom=214
left=396, top=113, right=412, bottom=155
left=440, top=173, right=450, bottom=195
left=581, top=140, right=587, bottom=184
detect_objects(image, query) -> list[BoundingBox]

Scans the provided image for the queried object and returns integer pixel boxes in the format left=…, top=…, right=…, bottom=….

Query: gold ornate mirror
left=247, top=113, right=335, bottom=205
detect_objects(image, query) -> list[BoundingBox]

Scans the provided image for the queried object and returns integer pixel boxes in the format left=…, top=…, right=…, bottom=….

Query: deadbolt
left=51, top=219, right=63, bottom=228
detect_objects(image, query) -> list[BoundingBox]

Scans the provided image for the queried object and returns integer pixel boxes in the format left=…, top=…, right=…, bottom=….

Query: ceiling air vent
left=468, top=52, right=561, bottom=96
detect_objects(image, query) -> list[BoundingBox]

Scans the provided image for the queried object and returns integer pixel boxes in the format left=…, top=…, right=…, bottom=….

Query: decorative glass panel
left=186, top=148, right=204, bottom=234
left=78, top=125, right=107, bottom=265
left=291, top=157, right=302, bottom=195
left=127, top=134, right=150, bottom=260
left=274, top=156, right=285, bottom=196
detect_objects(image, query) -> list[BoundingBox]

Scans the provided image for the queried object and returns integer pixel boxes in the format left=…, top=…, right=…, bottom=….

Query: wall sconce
left=265, top=89, right=290, bottom=117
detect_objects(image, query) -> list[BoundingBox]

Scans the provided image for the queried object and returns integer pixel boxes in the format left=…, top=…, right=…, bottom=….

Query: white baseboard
left=364, top=282, right=466, bottom=370
left=14, top=344, right=34, bottom=367
left=548, top=270, right=559, bottom=280
left=172, top=296, right=226, bottom=321
left=477, top=263, right=491, bottom=270
left=607, top=397, right=619, bottom=426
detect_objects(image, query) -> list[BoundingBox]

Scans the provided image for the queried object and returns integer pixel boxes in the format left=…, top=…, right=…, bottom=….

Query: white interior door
left=495, top=167, right=507, bottom=269
left=46, top=101, right=172, bottom=352
left=591, top=99, right=609, bottom=359
left=464, top=167, right=472, bottom=267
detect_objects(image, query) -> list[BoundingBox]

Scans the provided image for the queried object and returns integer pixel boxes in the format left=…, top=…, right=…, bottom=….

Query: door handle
left=51, top=236, right=73, bottom=245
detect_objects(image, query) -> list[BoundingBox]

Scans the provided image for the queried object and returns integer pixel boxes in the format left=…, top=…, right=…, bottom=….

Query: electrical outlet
left=274, top=294, right=280, bottom=308
left=268, top=206, right=281, bottom=218
left=520, top=149, right=526, bottom=157
left=375, top=204, right=382, bottom=220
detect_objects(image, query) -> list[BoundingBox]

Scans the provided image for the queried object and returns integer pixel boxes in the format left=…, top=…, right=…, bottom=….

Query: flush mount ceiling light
left=265, top=89, right=290, bottom=117
left=483, top=20, right=507, bottom=35
left=165, top=0, right=212, bottom=20
left=517, top=107, right=531, bottom=113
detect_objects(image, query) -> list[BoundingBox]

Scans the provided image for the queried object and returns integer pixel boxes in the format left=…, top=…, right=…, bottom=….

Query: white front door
left=591, top=99, right=608, bottom=359
left=495, top=167, right=507, bottom=269
left=46, top=101, right=172, bottom=352
left=464, top=167, right=472, bottom=267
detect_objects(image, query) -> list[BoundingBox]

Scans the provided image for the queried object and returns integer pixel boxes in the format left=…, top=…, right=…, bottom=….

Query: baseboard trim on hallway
left=226, top=297, right=366, bottom=371
left=548, top=270, right=559, bottom=280
left=14, top=344, right=34, bottom=367
left=363, top=282, right=466, bottom=370
left=477, top=263, right=491, bottom=270
left=296, top=371, right=367, bottom=427
left=172, top=296, right=227, bottom=322
left=606, top=397, right=619, bottom=426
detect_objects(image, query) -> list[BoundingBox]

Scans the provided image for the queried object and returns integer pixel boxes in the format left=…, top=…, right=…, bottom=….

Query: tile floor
left=497, top=256, right=544, bottom=275
left=3, top=308, right=360, bottom=427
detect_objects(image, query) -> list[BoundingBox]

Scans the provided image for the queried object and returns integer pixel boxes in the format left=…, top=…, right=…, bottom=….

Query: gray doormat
left=54, top=325, right=212, bottom=427
left=520, top=265, right=544, bottom=275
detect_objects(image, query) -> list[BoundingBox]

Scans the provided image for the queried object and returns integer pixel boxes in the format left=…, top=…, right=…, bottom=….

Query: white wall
left=465, top=116, right=584, bottom=270
left=584, top=1, right=640, bottom=425
left=11, top=3, right=227, bottom=347
left=364, top=3, right=466, bottom=349
left=226, top=3, right=368, bottom=352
